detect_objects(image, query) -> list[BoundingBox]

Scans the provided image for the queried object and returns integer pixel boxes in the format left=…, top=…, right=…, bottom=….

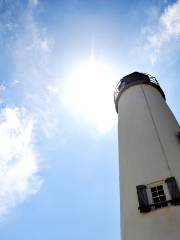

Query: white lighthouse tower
left=114, top=72, right=180, bottom=240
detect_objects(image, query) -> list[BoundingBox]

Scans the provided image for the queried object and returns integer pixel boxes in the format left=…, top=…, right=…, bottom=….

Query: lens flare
left=62, top=58, right=118, bottom=133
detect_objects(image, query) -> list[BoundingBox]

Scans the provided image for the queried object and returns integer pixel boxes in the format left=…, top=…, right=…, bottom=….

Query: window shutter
left=165, top=177, right=180, bottom=205
left=136, top=185, right=150, bottom=213
left=177, top=131, right=180, bottom=139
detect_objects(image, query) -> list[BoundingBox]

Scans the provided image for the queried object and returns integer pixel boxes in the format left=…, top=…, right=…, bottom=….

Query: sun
left=62, top=57, right=119, bottom=133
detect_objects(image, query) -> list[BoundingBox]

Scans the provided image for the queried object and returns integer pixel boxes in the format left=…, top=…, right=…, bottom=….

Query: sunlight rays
left=62, top=57, right=119, bottom=133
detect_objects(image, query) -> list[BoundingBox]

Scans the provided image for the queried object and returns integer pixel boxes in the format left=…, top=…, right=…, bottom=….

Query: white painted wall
left=117, top=84, right=180, bottom=240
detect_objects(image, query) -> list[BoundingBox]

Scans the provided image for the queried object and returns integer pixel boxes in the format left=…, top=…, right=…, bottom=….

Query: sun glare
left=62, top=58, right=118, bottom=133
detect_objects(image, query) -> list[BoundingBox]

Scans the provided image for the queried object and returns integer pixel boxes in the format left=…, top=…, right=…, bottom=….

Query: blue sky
left=0, top=0, right=180, bottom=239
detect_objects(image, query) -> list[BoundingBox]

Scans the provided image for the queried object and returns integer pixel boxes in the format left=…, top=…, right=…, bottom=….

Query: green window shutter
left=165, top=177, right=180, bottom=205
left=136, top=185, right=151, bottom=213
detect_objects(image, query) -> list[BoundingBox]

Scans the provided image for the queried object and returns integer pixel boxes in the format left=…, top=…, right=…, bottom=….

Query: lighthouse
left=114, top=72, right=180, bottom=240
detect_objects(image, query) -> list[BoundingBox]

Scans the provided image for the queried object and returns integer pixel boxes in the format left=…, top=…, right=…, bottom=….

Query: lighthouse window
left=150, top=185, right=168, bottom=209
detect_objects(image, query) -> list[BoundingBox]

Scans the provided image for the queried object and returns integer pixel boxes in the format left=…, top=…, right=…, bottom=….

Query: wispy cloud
left=9, top=0, right=57, bottom=137
left=0, top=0, right=47, bottom=217
left=0, top=107, right=41, bottom=218
left=143, top=0, right=180, bottom=63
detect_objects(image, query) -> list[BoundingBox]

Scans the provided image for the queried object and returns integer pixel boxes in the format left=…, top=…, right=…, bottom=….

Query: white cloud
left=0, top=0, right=57, bottom=219
left=144, top=0, right=180, bottom=63
left=9, top=0, right=56, bottom=137
left=0, top=107, right=41, bottom=218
